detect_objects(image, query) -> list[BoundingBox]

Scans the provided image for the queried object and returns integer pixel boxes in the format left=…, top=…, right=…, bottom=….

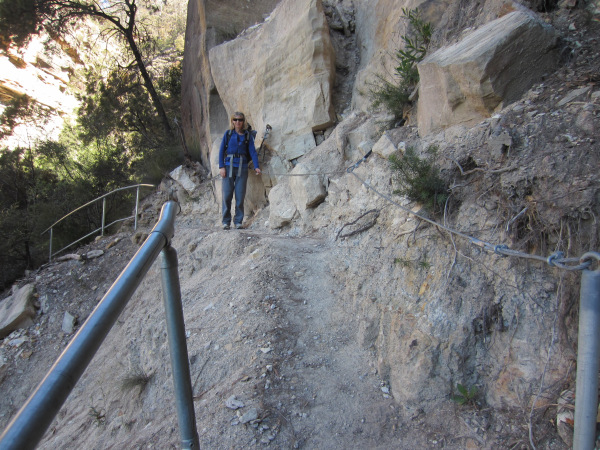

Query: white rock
left=0, top=284, right=37, bottom=338
left=85, top=250, right=104, bottom=259
left=238, top=407, right=258, bottom=424
left=268, top=182, right=297, bottom=229
left=225, top=395, right=245, bottom=410
left=170, top=165, right=197, bottom=194
left=209, top=0, right=336, bottom=162
left=417, top=11, right=560, bottom=135
left=62, top=311, right=76, bottom=334
left=371, top=133, right=397, bottom=159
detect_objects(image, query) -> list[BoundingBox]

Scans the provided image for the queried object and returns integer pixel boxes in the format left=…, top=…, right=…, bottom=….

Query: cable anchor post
left=347, top=149, right=373, bottom=173
left=573, top=252, right=600, bottom=450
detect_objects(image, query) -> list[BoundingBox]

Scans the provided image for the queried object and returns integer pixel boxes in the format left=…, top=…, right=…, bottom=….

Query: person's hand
left=255, top=168, right=261, bottom=175
left=219, top=168, right=226, bottom=178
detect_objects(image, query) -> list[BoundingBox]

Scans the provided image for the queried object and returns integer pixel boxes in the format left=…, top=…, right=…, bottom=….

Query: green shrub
left=452, top=383, right=478, bottom=406
left=389, top=146, right=448, bottom=216
left=369, top=8, right=432, bottom=124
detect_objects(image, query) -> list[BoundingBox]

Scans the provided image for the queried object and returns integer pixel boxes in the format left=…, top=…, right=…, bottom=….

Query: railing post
left=573, top=253, right=600, bottom=450
left=0, top=202, right=177, bottom=450
left=49, top=227, right=53, bottom=262
left=135, top=186, right=140, bottom=231
left=160, top=245, right=199, bottom=450
left=101, top=197, right=106, bottom=236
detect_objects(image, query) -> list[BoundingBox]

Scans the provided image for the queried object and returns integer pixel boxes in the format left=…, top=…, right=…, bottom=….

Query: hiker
left=218, top=111, right=261, bottom=230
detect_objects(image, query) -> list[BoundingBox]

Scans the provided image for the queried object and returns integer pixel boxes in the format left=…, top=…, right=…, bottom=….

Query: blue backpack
left=223, top=124, right=257, bottom=157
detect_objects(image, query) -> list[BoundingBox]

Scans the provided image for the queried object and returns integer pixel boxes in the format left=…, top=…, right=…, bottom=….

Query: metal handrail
left=42, top=184, right=155, bottom=261
left=0, top=201, right=199, bottom=450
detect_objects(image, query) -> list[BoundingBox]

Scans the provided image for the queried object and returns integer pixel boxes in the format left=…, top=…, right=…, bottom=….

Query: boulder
left=62, top=311, right=77, bottom=334
left=417, top=10, right=560, bottom=135
left=371, top=133, right=397, bottom=159
left=289, top=163, right=327, bottom=211
left=208, top=0, right=336, bottom=163
left=268, top=182, right=297, bottom=229
left=0, top=284, right=37, bottom=338
left=170, top=165, right=198, bottom=194
left=84, top=250, right=104, bottom=260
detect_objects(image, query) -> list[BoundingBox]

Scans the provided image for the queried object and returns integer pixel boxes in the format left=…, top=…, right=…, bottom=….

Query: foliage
left=395, top=8, right=432, bottom=86
left=389, top=146, right=448, bottom=216
left=452, top=383, right=478, bottom=406
left=74, top=62, right=183, bottom=182
left=158, top=62, right=182, bottom=101
left=121, top=371, right=153, bottom=394
left=0, top=95, right=54, bottom=141
left=0, top=147, right=52, bottom=287
left=0, top=0, right=174, bottom=137
left=369, top=8, right=432, bottom=124
left=418, top=258, right=431, bottom=270
left=0, top=135, right=143, bottom=289
left=0, top=0, right=186, bottom=288
left=394, top=257, right=412, bottom=267
left=0, top=0, right=39, bottom=50
left=88, top=405, right=106, bottom=427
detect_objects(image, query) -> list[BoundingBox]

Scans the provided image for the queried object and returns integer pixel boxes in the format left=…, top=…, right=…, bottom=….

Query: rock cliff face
left=0, top=34, right=82, bottom=148
left=180, top=0, right=599, bottom=437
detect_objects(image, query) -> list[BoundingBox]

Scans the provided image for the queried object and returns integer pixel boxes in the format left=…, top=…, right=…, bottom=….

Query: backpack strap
left=243, top=130, right=250, bottom=151
left=223, top=129, right=233, bottom=155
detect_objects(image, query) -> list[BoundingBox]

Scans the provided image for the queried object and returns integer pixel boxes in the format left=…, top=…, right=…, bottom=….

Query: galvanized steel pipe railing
left=42, top=184, right=154, bottom=261
left=0, top=200, right=199, bottom=450
left=573, top=252, right=600, bottom=450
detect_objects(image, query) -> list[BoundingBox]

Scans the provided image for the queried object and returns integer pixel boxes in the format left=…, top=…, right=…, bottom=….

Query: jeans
left=221, top=168, right=248, bottom=226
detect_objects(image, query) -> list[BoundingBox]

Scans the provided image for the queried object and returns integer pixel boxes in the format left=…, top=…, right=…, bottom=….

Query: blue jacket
left=219, top=130, right=260, bottom=169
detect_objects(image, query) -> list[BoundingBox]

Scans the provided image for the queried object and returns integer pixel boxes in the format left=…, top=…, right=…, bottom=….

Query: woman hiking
left=218, top=112, right=261, bottom=229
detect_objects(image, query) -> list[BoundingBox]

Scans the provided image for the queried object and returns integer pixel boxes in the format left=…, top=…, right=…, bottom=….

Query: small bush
left=389, top=146, right=448, bottom=216
left=394, top=257, right=412, bottom=267
left=452, top=383, right=478, bottom=406
left=369, top=8, right=432, bottom=124
left=121, top=371, right=153, bottom=394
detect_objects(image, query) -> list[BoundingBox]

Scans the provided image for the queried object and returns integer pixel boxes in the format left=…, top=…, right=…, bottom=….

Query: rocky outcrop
left=0, top=284, right=38, bottom=338
left=208, top=0, right=336, bottom=163
left=179, top=1, right=598, bottom=440
left=181, top=0, right=280, bottom=167
left=349, top=0, right=452, bottom=112
left=417, top=10, right=560, bottom=135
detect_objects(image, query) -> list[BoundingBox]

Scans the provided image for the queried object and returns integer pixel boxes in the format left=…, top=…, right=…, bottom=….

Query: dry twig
left=336, top=209, right=380, bottom=240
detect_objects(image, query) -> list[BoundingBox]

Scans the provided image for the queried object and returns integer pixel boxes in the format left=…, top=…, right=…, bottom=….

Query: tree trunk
left=126, top=33, right=174, bottom=139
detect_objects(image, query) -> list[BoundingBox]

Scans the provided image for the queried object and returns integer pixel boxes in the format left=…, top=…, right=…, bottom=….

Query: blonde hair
left=230, top=112, right=248, bottom=131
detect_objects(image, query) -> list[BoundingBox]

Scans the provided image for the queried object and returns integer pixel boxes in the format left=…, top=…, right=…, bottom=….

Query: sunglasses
left=232, top=118, right=244, bottom=122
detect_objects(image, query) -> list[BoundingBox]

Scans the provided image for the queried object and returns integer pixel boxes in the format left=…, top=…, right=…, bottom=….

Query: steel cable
left=207, top=150, right=595, bottom=271
left=346, top=155, right=595, bottom=272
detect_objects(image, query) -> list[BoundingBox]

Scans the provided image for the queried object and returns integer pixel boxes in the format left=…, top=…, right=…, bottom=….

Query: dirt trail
left=241, top=232, right=393, bottom=448
left=178, top=227, right=402, bottom=449
left=1, top=210, right=462, bottom=449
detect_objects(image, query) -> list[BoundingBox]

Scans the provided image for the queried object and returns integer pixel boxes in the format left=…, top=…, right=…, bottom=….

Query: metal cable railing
left=0, top=201, right=199, bottom=450
left=41, top=184, right=155, bottom=261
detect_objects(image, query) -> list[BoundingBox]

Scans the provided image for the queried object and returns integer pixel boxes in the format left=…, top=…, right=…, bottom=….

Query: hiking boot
left=235, top=224, right=243, bottom=229
left=223, top=224, right=230, bottom=230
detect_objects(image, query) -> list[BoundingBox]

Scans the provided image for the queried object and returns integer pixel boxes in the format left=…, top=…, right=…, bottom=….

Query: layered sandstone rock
left=181, top=0, right=279, bottom=167
left=0, top=284, right=38, bottom=338
left=417, top=10, right=560, bottom=135
left=208, top=0, right=336, bottom=164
